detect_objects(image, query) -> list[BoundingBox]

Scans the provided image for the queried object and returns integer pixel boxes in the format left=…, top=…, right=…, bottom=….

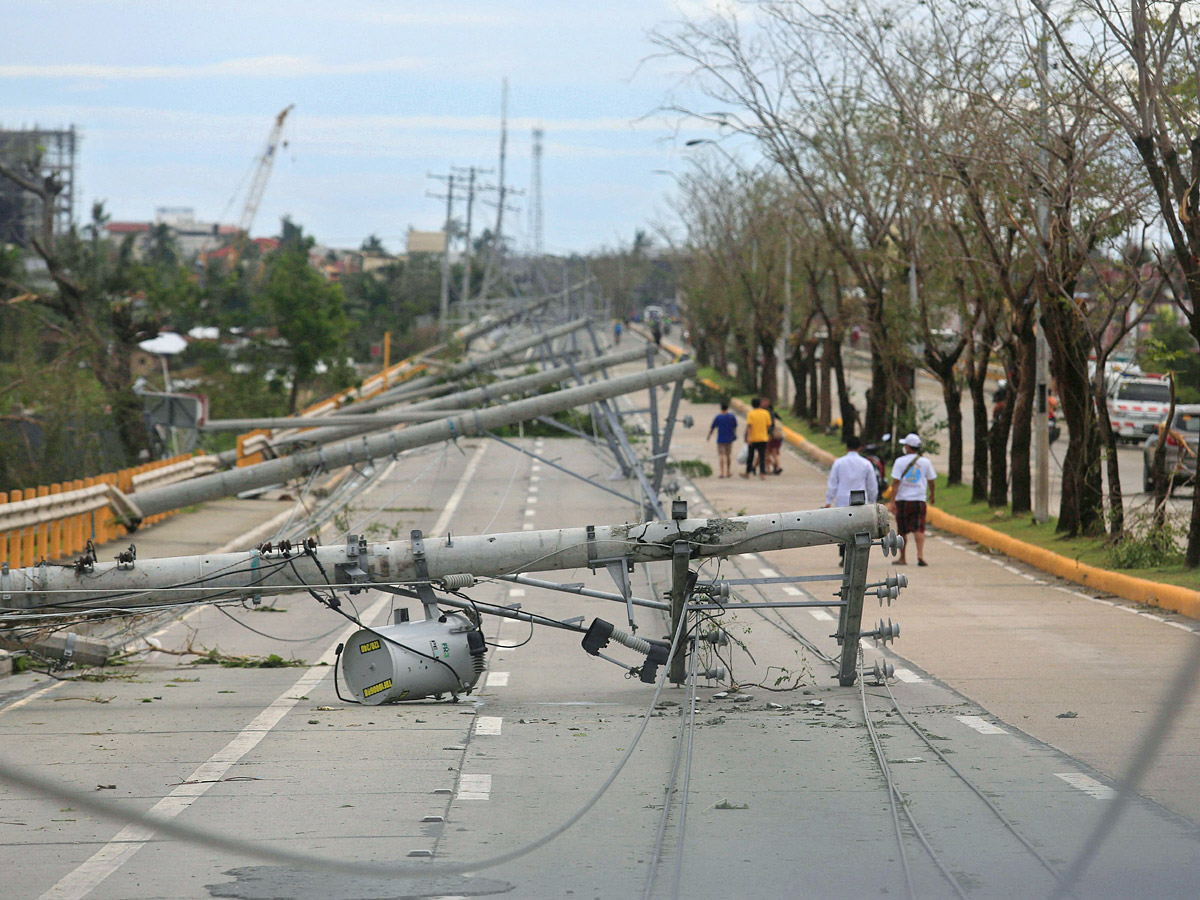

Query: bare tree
left=1036, top=0, right=1200, bottom=558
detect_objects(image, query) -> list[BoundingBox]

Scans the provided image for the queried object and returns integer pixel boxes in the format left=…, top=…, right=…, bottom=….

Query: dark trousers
left=746, top=441, right=768, bottom=476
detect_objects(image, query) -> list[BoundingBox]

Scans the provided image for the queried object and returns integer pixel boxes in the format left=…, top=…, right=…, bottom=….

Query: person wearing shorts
left=888, top=433, right=937, bottom=566
left=740, top=397, right=772, bottom=480
left=707, top=401, right=738, bottom=478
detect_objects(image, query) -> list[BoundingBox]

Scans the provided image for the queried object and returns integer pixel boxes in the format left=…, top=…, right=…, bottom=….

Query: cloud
left=0, top=55, right=421, bottom=80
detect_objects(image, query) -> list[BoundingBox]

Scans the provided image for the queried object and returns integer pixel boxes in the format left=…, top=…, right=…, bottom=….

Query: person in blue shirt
left=707, top=401, right=739, bottom=478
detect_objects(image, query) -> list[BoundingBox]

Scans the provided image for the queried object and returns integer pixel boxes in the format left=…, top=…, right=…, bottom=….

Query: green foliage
left=260, top=230, right=351, bottom=412
left=1137, top=310, right=1200, bottom=403
left=1108, top=514, right=1186, bottom=569
left=190, top=650, right=305, bottom=668
left=674, top=458, right=714, bottom=478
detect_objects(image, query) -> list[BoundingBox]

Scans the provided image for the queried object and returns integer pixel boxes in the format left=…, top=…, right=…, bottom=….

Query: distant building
left=406, top=228, right=446, bottom=255
left=0, top=126, right=77, bottom=246
left=104, top=208, right=237, bottom=260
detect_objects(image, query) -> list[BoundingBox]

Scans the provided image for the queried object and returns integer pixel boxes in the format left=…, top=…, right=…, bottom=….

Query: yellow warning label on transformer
left=363, top=678, right=392, bottom=699
left=359, top=639, right=381, bottom=654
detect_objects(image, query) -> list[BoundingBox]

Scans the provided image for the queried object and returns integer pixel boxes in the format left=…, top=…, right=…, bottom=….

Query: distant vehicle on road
left=1142, top=404, right=1200, bottom=492
left=1108, top=374, right=1172, bottom=442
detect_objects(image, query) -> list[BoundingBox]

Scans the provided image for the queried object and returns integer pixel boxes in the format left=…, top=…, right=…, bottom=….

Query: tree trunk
left=1092, top=373, right=1124, bottom=537
left=988, top=402, right=1012, bottom=508
left=1189, top=317, right=1200, bottom=567
left=830, top=342, right=857, bottom=443
left=941, top=374, right=963, bottom=486
left=818, top=338, right=833, bottom=428
left=970, top=377, right=990, bottom=503
left=1044, top=291, right=1104, bottom=536
left=89, top=339, right=147, bottom=463
left=759, top=339, right=778, bottom=403
left=1009, top=330, right=1035, bottom=515
left=864, top=295, right=890, bottom=438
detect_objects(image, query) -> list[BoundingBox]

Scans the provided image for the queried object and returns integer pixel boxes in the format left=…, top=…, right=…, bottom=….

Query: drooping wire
left=0, top=577, right=695, bottom=880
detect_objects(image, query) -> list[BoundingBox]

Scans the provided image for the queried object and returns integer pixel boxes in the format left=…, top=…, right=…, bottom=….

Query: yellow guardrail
left=0, top=453, right=204, bottom=566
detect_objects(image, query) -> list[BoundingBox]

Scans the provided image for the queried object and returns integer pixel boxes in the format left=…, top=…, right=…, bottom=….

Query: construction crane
left=228, top=104, right=293, bottom=264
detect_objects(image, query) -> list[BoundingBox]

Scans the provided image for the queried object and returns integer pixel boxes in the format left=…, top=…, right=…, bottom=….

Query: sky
left=0, top=0, right=734, bottom=256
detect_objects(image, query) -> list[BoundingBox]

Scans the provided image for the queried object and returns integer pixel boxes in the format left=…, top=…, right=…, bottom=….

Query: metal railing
left=0, top=453, right=220, bottom=567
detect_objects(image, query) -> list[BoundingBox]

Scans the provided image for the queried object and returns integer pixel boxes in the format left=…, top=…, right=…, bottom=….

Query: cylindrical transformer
left=340, top=614, right=486, bottom=704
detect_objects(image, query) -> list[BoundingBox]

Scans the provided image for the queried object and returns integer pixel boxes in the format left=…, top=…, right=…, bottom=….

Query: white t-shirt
left=826, top=451, right=879, bottom=507
left=891, top=452, right=937, bottom=502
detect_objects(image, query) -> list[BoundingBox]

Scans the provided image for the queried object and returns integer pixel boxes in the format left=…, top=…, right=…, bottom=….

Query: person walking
left=888, top=433, right=937, bottom=566
left=826, top=435, right=879, bottom=563
left=825, top=436, right=879, bottom=508
left=765, top=400, right=784, bottom=475
left=740, top=397, right=772, bottom=480
left=613, top=320, right=623, bottom=345
left=707, top=401, right=739, bottom=479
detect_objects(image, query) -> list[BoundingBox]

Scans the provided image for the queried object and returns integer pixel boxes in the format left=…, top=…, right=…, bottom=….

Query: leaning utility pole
left=427, top=172, right=457, bottom=336
left=117, top=360, right=696, bottom=523
left=452, top=165, right=493, bottom=316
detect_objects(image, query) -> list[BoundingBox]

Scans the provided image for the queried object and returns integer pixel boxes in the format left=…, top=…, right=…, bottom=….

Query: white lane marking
left=1020, top=572, right=1038, bottom=581
left=524, top=509, right=536, bottom=517
left=1167, top=621, right=1198, bottom=634
left=507, top=588, right=526, bottom=598
left=1055, top=773, right=1116, bottom=799
left=955, top=715, right=1008, bottom=735
left=810, top=610, right=835, bottom=622
left=528, top=484, right=539, bottom=494
left=475, top=716, right=502, bottom=736
left=527, top=495, right=538, bottom=504
left=893, top=668, right=924, bottom=683
left=522, top=523, right=534, bottom=531
left=1003, top=565, right=1022, bottom=575
left=486, top=672, right=510, bottom=687
left=781, top=586, right=802, bottom=597
left=457, top=773, right=492, bottom=801
left=530, top=475, right=540, bottom=483
left=531, top=465, right=541, bottom=473
left=430, top=442, right=488, bottom=537
left=0, top=680, right=62, bottom=714
left=759, top=567, right=780, bottom=578
left=37, top=593, right=392, bottom=900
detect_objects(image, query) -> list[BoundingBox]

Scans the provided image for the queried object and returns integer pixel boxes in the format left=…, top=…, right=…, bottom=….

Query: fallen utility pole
left=120, top=360, right=695, bottom=524
left=220, top=342, right=650, bottom=450
left=0, top=505, right=889, bottom=612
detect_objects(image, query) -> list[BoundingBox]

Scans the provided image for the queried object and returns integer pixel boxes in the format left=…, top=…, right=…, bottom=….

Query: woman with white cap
left=888, top=433, right=937, bottom=566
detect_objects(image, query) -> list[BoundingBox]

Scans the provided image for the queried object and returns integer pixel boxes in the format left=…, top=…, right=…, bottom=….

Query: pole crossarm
left=0, top=505, right=890, bottom=614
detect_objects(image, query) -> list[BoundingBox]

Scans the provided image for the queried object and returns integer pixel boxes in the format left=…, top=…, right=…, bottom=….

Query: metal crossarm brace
left=408, top=529, right=441, bottom=619
left=652, top=378, right=686, bottom=494
left=668, top=539, right=693, bottom=685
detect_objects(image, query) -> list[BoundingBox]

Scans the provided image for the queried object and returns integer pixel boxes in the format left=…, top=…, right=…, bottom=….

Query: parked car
left=1108, top=375, right=1173, bottom=442
left=1141, top=404, right=1200, bottom=492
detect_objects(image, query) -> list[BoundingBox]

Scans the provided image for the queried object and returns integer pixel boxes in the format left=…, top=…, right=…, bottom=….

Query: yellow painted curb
left=686, top=343, right=1200, bottom=620
left=926, top=506, right=1200, bottom=621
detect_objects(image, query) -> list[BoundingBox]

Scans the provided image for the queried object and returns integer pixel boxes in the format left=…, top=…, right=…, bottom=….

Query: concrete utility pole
left=0, top=504, right=889, bottom=613
left=452, top=165, right=493, bottom=317
left=427, top=172, right=456, bottom=336
left=203, top=343, right=652, bottom=440
left=121, top=360, right=696, bottom=522
left=1034, top=20, right=1051, bottom=523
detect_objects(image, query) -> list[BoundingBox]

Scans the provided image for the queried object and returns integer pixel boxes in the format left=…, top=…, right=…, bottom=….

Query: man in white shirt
left=888, top=433, right=937, bottom=566
left=824, top=436, right=879, bottom=508
left=826, top=436, right=880, bottom=564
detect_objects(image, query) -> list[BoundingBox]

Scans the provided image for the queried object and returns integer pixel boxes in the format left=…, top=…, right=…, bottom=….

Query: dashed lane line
left=893, top=668, right=924, bottom=683
left=1055, top=773, right=1116, bottom=799
left=36, top=593, right=393, bottom=900
left=475, top=716, right=503, bottom=736
left=457, top=774, right=492, bottom=801
left=955, top=715, right=1008, bottom=735
left=486, top=672, right=510, bottom=687
left=810, top=610, right=835, bottom=622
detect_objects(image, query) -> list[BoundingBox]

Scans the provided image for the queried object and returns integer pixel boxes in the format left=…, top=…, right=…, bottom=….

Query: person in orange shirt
left=740, top=397, right=773, bottom=480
